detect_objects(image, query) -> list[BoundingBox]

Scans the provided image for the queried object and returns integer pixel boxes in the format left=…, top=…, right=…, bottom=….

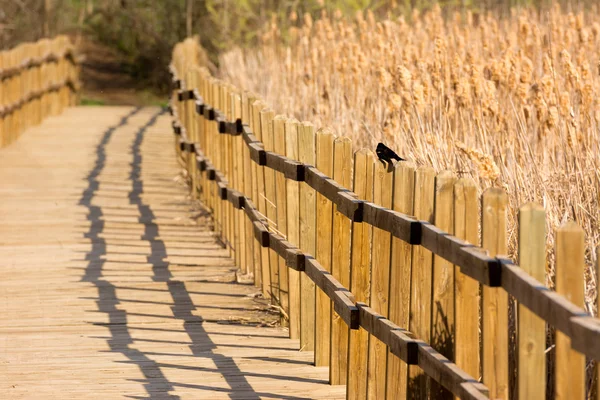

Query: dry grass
left=219, top=3, right=600, bottom=316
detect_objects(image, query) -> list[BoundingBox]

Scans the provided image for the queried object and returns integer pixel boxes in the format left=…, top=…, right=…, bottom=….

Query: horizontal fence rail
left=0, top=35, right=80, bottom=148
left=168, top=73, right=489, bottom=400
left=171, top=75, right=600, bottom=361
left=169, top=38, right=600, bottom=399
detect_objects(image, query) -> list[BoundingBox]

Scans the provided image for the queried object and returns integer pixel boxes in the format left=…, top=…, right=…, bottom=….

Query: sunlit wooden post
left=408, top=166, right=436, bottom=398
left=555, top=221, right=585, bottom=400
left=261, top=110, right=279, bottom=303
left=285, top=118, right=301, bottom=339
left=481, top=188, right=509, bottom=400
left=386, top=161, right=415, bottom=398
left=241, top=92, right=254, bottom=277
left=298, top=121, right=316, bottom=353
left=517, top=203, right=546, bottom=400
left=273, top=116, right=289, bottom=324
left=329, top=136, right=353, bottom=385
left=366, top=160, right=393, bottom=398
left=431, top=170, right=456, bottom=398
left=453, top=178, right=480, bottom=390
left=251, top=100, right=269, bottom=294
left=232, top=92, right=246, bottom=276
left=315, top=127, right=335, bottom=367
left=347, top=149, right=374, bottom=399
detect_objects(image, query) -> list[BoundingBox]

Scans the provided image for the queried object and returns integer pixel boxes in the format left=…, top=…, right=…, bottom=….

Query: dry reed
left=218, top=3, right=600, bottom=316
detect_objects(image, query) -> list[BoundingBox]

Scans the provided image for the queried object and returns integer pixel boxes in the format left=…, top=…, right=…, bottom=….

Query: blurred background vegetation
left=0, top=0, right=591, bottom=104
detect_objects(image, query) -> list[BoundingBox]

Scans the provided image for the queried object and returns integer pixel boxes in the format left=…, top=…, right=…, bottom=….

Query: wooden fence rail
left=0, top=35, right=79, bottom=148
left=169, top=38, right=600, bottom=399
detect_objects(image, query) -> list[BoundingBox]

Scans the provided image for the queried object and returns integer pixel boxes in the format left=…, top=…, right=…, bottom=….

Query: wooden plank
left=0, top=105, right=347, bottom=399
left=366, top=160, right=394, bottom=399
left=261, top=109, right=279, bottom=303
left=408, top=166, right=436, bottom=398
left=598, top=245, right=600, bottom=400
left=555, top=221, right=585, bottom=400
left=251, top=100, right=269, bottom=295
left=329, top=136, right=353, bottom=385
left=453, top=178, right=480, bottom=387
left=347, top=149, right=374, bottom=400
left=431, top=170, right=456, bottom=399
left=517, top=203, right=546, bottom=400
left=273, top=116, right=289, bottom=325
left=241, top=93, right=254, bottom=277
left=285, top=118, right=301, bottom=340
left=230, top=91, right=244, bottom=275
left=481, top=188, right=509, bottom=400
left=386, top=162, right=415, bottom=399
left=298, top=121, right=316, bottom=352
left=232, top=92, right=247, bottom=276
left=225, top=85, right=235, bottom=262
left=315, top=128, right=335, bottom=367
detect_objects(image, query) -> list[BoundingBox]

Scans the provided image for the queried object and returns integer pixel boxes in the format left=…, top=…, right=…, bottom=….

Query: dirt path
left=77, top=38, right=165, bottom=106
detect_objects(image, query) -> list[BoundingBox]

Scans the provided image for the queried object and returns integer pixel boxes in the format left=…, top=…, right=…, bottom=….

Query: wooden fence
left=0, top=35, right=79, bottom=148
left=169, top=38, right=600, bottom=400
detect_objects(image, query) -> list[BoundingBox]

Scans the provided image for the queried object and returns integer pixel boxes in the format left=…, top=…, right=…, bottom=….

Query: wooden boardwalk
left=0, top=107, right=345, bottom=399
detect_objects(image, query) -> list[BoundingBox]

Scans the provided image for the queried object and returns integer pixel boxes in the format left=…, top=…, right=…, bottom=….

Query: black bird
left=376, top=142, right=405, bottom=166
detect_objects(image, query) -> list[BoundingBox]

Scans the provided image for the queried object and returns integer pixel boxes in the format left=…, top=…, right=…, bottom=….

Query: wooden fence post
left=329, top=136, right=353, bottom=385
left=273, top=116, right=289, bottom=324
left=315, top=128, right=336, bottom=367
left=408, top=166, right=436, bottom=398
left=481, top=188, right=509, bottom=400
left=366, top=160, right=394, bottom=398
left=285, top=118, right=301, bottom=339
left=212, top=80, right=223, bottom=240
left=347, top=149, right=374, bottom=400
left=232, top=91, right=246, bottom=276
left=555, top=221, right=585, bottom=400
left=386, top=162, right=415, bottom=399
left=241, top=92, right=254, bottom=277
left=298, top=121, right=317, bottom=352
left=223, top=84, right=235, bottom=258
left=453, top=178, right=480, bottom=387
left=431, top=170, right=456, bottom=399
left=261, top=109, right=279, bottom=303
left=517, top=203, right=546, bottom=400
left=251, top=100, right=269, bottom=295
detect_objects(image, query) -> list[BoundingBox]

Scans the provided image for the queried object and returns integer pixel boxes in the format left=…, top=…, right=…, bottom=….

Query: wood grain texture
left=284, top=118, right=301, bottom=340
left=517, top=203, right=546, bottom=400
left=430, top=171, right=457, bottom=399
left=386, top=162, right=415, bottom=399
left=555, top=221, right=585, bottom=400
left=366, top=161, right=393, bottom=399
left=315, top=128, right=336, bottom=367
left=273, top=116, right=289, bottom=325
left=298, top=121, right=317, bottom=352
left=347, top=149, right=374, bottom=400
left=453, top=178, right=480, bottom=387
left=329, top=136, right=353, bottom=385
left=260, top=109, right=279, bottom=303
left=251, top=100, right=269, bottom=295
left=408, top=166, right=436, bottom=398
left=0, top=106, right=345, bottom=399
left=481, top=188, right=509, bottom=400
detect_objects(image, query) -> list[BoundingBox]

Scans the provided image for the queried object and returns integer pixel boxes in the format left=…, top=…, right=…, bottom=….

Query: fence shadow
left=79, top=107, right=289, bottom=399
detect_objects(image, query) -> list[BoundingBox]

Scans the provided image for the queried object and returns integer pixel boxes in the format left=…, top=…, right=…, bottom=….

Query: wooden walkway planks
left=0, top=106, right=345, bottom=399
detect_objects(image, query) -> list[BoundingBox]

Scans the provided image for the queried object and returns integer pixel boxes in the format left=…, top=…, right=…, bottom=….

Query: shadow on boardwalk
left=77, top=108, right=312, bottom=399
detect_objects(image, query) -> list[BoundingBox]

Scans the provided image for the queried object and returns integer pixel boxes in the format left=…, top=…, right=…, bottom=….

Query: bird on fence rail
left=376, top=142, right=405, bottom=167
